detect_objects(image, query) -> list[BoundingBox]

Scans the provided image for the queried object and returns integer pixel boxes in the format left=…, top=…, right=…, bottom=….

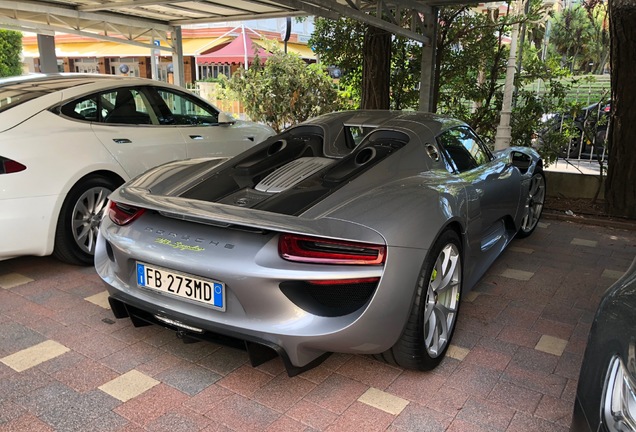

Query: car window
left=1, top=77, right=108, bottom=114
left=151, top=88, right=219, bottom=126
left=99, top=88, right=154, bottom=125
left=61, top=88, right=155, bottom=125
left=343, top=125, right=375, bottom=149
left=60, top=96, right=100, bottom=121
left=437, top=127, right=492, bottom=173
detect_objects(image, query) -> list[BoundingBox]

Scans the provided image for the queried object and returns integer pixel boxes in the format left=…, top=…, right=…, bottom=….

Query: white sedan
left=0, top=74, right=274, bottom=265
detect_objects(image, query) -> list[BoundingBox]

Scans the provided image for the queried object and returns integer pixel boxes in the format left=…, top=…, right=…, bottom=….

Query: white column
left=494, top=1, right=522, bottom=150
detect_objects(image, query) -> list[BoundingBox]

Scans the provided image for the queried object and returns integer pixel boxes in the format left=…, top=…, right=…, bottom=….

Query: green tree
left=309, top=17, right=421, bottom=110
left=310, top=6, right=572, bottom=161
left=223, top=45, right=343, bottom=132
left=549, top=2, right=609, bottom=74
left=0, top=30, right=23, bottom=77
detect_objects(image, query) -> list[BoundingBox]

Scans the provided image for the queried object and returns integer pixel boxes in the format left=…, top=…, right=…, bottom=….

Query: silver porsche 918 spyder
left=95, top=110, right=545, bottom=376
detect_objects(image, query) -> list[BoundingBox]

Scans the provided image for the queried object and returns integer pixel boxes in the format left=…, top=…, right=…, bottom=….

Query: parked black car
left=538, top=100, right=610, bottom=159
left=571, top=256, right=636, bottom=431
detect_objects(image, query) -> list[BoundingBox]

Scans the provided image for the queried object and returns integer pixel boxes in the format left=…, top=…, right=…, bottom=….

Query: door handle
left=112, top=138, right=131, bottom=144
left=245, top=136, right=255, bottom=142
left=189, top=135, right=203, bottom=140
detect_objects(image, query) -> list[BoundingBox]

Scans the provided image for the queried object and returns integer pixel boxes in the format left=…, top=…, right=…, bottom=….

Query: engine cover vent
left=255, top=157, right=334, bottom=193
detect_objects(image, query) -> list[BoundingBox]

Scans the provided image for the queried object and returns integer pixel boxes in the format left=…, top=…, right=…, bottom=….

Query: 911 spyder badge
left=144, top=227, right=235, bottom=249
left=154, top=237, right=205, bottom=252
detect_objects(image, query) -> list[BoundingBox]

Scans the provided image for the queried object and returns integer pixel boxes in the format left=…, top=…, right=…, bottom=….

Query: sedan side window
left=60, top=96, right=99, bottom=121
left=437, top=127, right=492, bottom=173
left=100, top=88, right=154, bottom=125
left=151, top=88, right=219, bottom=126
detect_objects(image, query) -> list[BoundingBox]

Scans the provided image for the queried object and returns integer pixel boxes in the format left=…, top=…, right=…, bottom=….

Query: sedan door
left=83, top=87, right=187, bottom=177
left=147, top=86, right=256, bottom=158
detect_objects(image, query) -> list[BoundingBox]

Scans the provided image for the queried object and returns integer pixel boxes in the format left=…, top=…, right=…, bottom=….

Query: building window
left=198, top=64, right=231, bottom=80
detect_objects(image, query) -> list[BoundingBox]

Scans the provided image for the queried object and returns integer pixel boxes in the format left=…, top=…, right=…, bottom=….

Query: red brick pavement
left=0, top=218, right=634, bottom=431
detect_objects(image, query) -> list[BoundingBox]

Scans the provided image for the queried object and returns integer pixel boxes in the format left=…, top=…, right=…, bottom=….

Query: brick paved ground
left=0, top=218, right=634, bottom=432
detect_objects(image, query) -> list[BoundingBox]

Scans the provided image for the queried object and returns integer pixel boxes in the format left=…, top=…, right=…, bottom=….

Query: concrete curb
left=543, top=209, right=636, bottom=231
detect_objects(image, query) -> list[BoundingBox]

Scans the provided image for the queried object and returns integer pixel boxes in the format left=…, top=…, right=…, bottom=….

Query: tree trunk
left=605, top=0, right=636, bottom=218
left=362, top=25, right=391, bottom=109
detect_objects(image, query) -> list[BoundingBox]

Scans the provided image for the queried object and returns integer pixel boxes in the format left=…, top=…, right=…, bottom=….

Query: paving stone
left=446, top=364, right=501, bottom=398
left=446, top=344, right=470, bottom=361
left=500, top=268, right=535, bottom=281
left=1, top=340, right=69, bottom=372
left=0, top=367, right=53, bottom=400
left=487, top=380, right=542, bottom=414
left=156, top=362, right=221, bottom=395
left=304, top=374, right=369, bottom=414
left=145, top=407, right=210, bottom=432
left=0, top=273, right=34, bottom=289
left=461, top=346, right=512, bottom=371
left=204, top=393, right=280, bottom=431
left=392, top=402, right=453, bottom=432
left=286, top=399, right=338, bottom=430
left=0, top=413, right=54, bottom=431
left=197, top=346, right=248, bottom=375
left=99, top=369, right=160, bottom=402
left=508, top=246, right=534, bottom=254
left=336, top=356, right=401, bottom=390
left=385, top=370, right=446, bottom=406
left=326, top=401, right=396, bottom=432
left=113, top=383, right=189, bottom=426
left=454, top=397, right=515, bottom=432
left=507, top=411, right=570, bottom=432
left=264, top=415, right=309, bottom=432
left=252, top=373, right=316, bottom=413
left=84, top=291, right=111, bottom=309
left=602, top=268, right=625, bottom=279
left=0, top=322, right=48, bottom=356
left=571, top=238, right=598, bottom=247
left=535, top=335, right=568, bottom=356
left=358, top=387, right=409, bottom=415
left=17, top=382, right=120, bottom=432
left=464, top=291, right=480, bottom=302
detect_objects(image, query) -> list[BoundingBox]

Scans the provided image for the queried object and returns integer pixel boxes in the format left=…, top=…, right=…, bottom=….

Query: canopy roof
left=0, top=0, right=461, bottom=48
left=197, top=33, right=271, bottom=65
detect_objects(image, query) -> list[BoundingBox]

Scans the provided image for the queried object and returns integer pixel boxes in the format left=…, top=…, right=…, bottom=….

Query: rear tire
left=53, top=176, right=117, bottom=265
left=517, top=170, right=546, bottom=238
left=376, top=229, right=462, bottom=370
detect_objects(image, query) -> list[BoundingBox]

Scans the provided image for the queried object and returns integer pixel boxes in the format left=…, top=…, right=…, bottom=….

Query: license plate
left=136, top=262, right=224, bottom=311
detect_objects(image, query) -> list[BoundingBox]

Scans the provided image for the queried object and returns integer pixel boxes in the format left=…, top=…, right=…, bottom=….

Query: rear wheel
left=376, top=229, right=462, bottom=370
left=517, top=170, right=546, bottom=238
left=53, top=176, right=117, bottom=265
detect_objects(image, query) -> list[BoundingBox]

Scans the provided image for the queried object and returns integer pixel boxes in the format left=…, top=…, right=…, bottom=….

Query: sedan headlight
left=604, top=356, right=636, bottom=431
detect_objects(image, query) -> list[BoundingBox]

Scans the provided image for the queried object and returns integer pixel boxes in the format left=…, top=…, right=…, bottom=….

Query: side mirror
left=218, top=112, right=236, bottom=125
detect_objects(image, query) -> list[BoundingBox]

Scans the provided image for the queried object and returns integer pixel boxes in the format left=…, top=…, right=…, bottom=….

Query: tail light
left=108, top=200, right=145, bottom=226
left=0, top=156, right=26, bottom=174
left=279, top=234, right=385, bottom=265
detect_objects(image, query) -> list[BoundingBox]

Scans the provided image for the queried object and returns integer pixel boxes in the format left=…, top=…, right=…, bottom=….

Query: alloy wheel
left=70, top=186, right=111, bottom=254
left=423, top=243, right=461, bottom=357
left=520, top=173, right=546, bottom=234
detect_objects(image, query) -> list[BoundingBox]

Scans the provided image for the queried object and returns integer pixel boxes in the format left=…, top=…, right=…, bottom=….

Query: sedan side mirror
left=218, top=112, right=236, bottom=125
